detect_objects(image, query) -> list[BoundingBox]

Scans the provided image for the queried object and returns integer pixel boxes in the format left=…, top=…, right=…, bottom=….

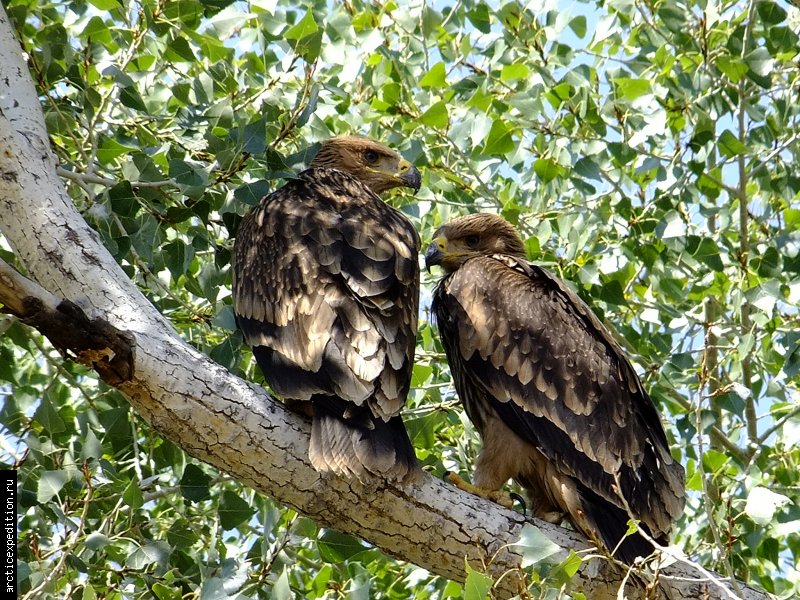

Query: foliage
left=1, top=0, right=799, bottom=597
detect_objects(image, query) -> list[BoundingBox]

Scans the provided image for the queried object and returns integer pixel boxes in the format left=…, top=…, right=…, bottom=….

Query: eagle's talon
left=510, top=492, right=527, bottom=515
left=445, top=471, right=516, bottom=510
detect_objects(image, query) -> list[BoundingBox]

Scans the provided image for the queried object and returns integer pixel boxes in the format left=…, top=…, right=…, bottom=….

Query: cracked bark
left=0, top=7, right=771, bottom=600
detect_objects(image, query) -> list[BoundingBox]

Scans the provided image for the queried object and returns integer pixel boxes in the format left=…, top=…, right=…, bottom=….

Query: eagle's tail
left=309, top=396, right=418, bottom=482
left=576, top=484, right=663, bottom=565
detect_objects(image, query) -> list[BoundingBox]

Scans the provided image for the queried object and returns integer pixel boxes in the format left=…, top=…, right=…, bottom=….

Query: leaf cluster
left=2, top=0, right=799, bottom=598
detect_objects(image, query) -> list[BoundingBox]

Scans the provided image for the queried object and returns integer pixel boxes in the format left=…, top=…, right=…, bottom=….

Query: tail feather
left=576, top=484, right=663, bottom=565
left=309, top=397, right=418, bottom=481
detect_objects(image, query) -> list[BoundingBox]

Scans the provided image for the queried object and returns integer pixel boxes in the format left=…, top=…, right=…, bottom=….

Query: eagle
left=425, top=213, right=685, bottom=563
left=232, top=136, right=422, bottom=481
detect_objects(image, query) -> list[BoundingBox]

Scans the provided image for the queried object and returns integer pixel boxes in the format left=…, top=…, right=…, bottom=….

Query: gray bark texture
left=0, top=7, right=772, bottom=600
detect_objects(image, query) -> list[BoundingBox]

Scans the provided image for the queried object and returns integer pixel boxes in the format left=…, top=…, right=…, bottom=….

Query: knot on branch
left=21, top=297, right=135, bottom=385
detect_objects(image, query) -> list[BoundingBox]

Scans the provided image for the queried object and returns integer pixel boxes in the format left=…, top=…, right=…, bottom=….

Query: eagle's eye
left=364, top=149, right=379, bottom=164
left=465, top=234, right=480, bottom=248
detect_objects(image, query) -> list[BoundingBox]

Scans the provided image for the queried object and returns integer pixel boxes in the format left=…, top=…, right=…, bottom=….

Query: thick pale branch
left=0, top=257, right=135, bottom=385
left=0, top=256, right=61, bottom=315
left=0, top=8, right=771, bottom=600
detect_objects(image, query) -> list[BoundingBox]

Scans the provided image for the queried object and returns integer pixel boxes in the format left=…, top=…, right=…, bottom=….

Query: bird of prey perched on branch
left=232, top=136, right=422, bottom=481
left=426, top=213, right=685, bottom=563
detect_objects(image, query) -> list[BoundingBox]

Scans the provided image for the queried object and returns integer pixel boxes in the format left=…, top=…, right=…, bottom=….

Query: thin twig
left=23, top=465, right=94, bottom=600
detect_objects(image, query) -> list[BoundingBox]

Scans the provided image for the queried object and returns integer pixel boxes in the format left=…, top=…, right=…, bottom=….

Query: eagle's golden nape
left=231, top=136, right=421, bottom=481
left=426, top=213, right=685, bottom=564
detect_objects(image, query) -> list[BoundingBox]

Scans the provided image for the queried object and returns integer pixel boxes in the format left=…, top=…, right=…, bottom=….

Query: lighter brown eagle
left=426, top=213, right=685, bottom=563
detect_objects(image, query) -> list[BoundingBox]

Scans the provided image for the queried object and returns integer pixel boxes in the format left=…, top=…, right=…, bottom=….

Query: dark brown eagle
left=232, top=136, right=422, bottom=480
left=426, top=213, right=685, bottom=563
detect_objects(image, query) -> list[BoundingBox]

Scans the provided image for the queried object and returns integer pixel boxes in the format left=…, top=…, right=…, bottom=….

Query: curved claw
left=510, top=492, right=527, bottom=516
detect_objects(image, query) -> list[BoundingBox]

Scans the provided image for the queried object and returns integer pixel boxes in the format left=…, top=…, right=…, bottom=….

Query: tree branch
left=0, top=8, right=771, bottom=600
left=738, top=0, right=758, bottom=444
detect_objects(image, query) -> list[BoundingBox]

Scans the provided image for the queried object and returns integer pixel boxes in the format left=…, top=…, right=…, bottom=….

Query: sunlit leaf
left=745, top=487, right=790, bottom=525
left=37, top=471, right=70, bottom=503
left=420, top=101, right=449, bottom=129
left=420, top=62, right=447, bottom=88
left=512, top=523, right=561, bottom=567
left=463, top=561, right=492, bottom=600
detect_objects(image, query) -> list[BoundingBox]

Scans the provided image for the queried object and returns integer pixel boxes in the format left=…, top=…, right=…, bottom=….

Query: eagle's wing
left=434, top=254, right=684, bottom=540
left=233, top=168, right=419, bottom=477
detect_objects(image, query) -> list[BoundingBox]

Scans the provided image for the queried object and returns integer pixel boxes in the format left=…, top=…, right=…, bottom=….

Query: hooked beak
left=398, top=162, right=422, bottom=193
left=424, top=238, right=446, bottom=272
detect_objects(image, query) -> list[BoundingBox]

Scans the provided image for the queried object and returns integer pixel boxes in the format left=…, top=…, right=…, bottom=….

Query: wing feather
left=233, top=168, right=420, bottom=420
left=433, top=254, right=684, bottom=536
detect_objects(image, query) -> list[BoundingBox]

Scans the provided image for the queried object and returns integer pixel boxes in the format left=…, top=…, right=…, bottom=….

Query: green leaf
left=785, top=208, right=800, bottom=228
left=411, top=364, right=432, bottom=387
left=658, top=4, right=687, bottom=33
left=218, top=490, right=255, bottom=529
left=420, top=62, right=447, bottom=88
left=88, top=0, right=121, bottom=9
left=686, top=467, right=703, bottom=492
left=745, top=487, right=790, bottom=525
left=123, top=478, right=144, bottom=509
left=716, top=55, right=749, bottom=83
left=718, top=129, right=748, bottom=157
left=533, top=158, right=564, bottom=183
left=234, top=180, right=271, bottom=207
left=37, top=470, right=70, bottom=503
left=167, top=519, right=200, bottom=549
left=702, top=449, right=729, bottom=473
left=687, top=236, right=724, bottom=271
left=745, top=47, right=774, bottom=78
left=463, top=561, right=492, bottom=600
left=420, top=101, right=449, bottom=129
left=500, top=63, right=529, bottom=82
left=558, top=550, right=583, bottom=578
left=126, top=542, right=170, bottom=570
left=766, top=25, right=799, bottom=54
left=317, top=530, right=367, bottom=562
left=273, top=568, right=293, bottom=600
left=151, top=582, right=182, bottom=600
left=569, top=16, right=587, bottom=38
left=597, top=279, right=627, bottom=306
left=82, top=583, right=97, bottom=600
left=164, top=240, right=194, bottom=280
left=756, top=246, right=782, bottom=277
left=482, top=119, right=516, bottom=156
left=80, top=429, right=103, bottom=461
left=118, top=86, right=147, bottom=112
left=166, top=36, right=196, bottom=62
left=405, top=410, right=444, bottom=449
left=85, top=532, right=111, bottom=550
left=757, top=2, right=787, bottom=25
left=96, top=136, right=139, bottom=164
left=108, top=181, right=138, bottom=217
left=654, top=210, right=685, bottom=239
left=512, top=523, right=562, bottom=567
left=34, top=396, right=66, bottom=434
left=284, top=10, right=318, bottom=40
left=180, top=464, right=212, bottom=503
left=442, top=580, right=464, bottom=598
left=466, top=4, right=491, bottom=33
left=242, top=118, right=267, bottom=154
left=296, top=83, right=319, bottom=127
left=169, top=159, right=207, bottom=189
left=284, top=11, right=323, bottom=61
left=613, top=77, right=650, bottom=100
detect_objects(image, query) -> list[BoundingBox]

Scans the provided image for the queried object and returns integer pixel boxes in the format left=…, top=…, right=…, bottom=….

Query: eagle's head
left=425, top=213, right=526, bottom=273
left=310, top=136, right=422, bottom=195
